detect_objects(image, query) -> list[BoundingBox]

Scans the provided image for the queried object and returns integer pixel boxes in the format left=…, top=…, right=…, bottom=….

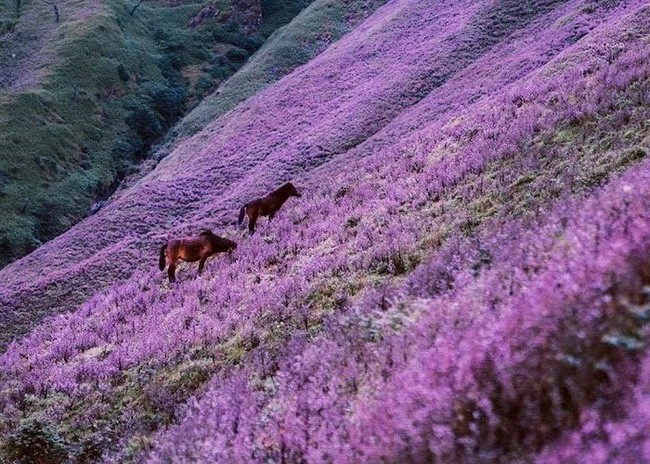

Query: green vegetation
left=5, top=418, right=68, bottom=464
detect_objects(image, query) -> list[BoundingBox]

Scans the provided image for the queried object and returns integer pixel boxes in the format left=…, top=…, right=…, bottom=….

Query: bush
left=0, top=20, right=16, bottom=34
left=157, top=55, right=183, bottom=84
left=6, top=419, right=69, bottom=464
left=226, top=47, right=249, bottom=63
left=149, top=85, right=186, bottom=126
left=195, top=75, right=217, bottom=96
left=126, top=104, right=163, bottom=145
left=0, top=171, right=7, bottom=197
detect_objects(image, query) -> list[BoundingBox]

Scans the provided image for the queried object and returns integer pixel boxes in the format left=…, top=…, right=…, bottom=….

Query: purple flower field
left=1, top=0, right=649, bottom=461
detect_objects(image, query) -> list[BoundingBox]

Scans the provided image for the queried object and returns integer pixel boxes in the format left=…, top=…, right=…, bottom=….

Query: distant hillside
left=115, top=0, right=388, bottom=195
left=0, top=0, right=313, bottom=268
left=0, top=0, right=648, bottom=462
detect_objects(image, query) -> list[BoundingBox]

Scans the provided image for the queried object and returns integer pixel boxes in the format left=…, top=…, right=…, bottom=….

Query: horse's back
left=252, top=195, right=282, bottom=216
left=165, top=239, right=182, bottom=255
left=170, top=237, right=207, bottom=262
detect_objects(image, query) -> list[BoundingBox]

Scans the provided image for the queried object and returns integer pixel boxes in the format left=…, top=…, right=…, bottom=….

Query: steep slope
left=0, top=0, right=613, bottom=350
left=0, top=0, right=649, bottom=462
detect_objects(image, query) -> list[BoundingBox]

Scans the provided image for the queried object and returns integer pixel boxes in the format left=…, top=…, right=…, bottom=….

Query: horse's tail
left=238, top=204, right=247, bottom=226
left=159, top=244, right=167, bottom=271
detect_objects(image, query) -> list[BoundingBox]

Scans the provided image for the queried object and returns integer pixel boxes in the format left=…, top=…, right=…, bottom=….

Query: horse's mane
left=276, top=182, right=294, bottom=193
left=199, top=229, right=214, bottom=237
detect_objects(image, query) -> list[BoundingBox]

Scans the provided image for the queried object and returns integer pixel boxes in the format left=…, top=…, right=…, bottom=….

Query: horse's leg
left=198, top=255, right=208, bottom=274
left=168, top=260, right=177, bottom=283
left=269, top=211, right=276, bottom=222
left=249, top=214, right=258, bottom=235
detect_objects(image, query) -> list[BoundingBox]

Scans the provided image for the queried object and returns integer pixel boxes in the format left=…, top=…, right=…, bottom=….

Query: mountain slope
left=0, top=0, right=386, bottom=351
left=0, top=0, right=649, bottom=462
left=115, top=0, right=390, bottom=196
left=0, top=0, right=313, bottom=268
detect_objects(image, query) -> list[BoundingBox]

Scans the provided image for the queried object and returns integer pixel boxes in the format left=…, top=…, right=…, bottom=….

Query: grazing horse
left=159, top=230, right=237, bottom=283
left=238, top=182, right=302, bottom=234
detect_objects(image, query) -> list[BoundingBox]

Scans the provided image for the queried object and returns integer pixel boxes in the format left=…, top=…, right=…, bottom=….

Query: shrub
left=149, top=84, right=186, bottom=126
left=0, top=171, right=7, bottom=197
left=126, top=104, right=163, bottom=145
left=5, top=419, right=69, bottom=464
left=226, top=47, right=249, bottom=64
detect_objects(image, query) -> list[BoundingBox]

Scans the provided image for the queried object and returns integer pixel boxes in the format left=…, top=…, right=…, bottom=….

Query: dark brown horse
left=238, top=182, right=301, bottom=234
left=159, top=230, right=237, bottom=283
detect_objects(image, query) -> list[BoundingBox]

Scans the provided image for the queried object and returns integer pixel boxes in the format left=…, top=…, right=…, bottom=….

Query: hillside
left=114, top=0, right=390, bottom=198
left=0, top=0, right=388, bottom=352
left=0, top=0, right=649, bottom=462
left=0, top=0, right=315, bottom=268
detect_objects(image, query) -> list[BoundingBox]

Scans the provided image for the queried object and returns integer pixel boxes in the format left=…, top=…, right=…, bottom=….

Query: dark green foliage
left=6, top=419, right=69, bottom=464
left=149, top=84, right=186, bottom=126
left=259, top=0, right=312, bottom=37
left=194, top=56, right=233, bottom=95
left=126, top=104, right=163, bottom=145
left=195, top=75, right=217, bottom=96
left=123, top=82, right=187, bottom=161
left=211, top=25, right=264, bottom=52
left=0, top=19, right=16, bottom=34
left=34, top=198, right=71, bottom=239
left=111, top=136, right=146, bottom=173
left=157, top=54, right=183, bottom=83
left=226, top=47, right=249, bottom=63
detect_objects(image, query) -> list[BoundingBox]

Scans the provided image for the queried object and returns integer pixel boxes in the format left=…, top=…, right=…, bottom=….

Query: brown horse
left=238, top=182, right=302, bottom=234
left=159, top=230, right=237, bottom=283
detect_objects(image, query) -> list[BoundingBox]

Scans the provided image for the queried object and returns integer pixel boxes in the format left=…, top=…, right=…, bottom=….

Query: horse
left=159, top=230, right=237, bottom=283
left=238, top=182, right=302, bottom=234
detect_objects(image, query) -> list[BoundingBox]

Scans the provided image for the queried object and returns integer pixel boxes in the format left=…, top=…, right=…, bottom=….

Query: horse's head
left=286, top=182, right=302, bottom=198
left=217, top=237, right=237, bottom=254
left=224, top=238, right=238, bottom=254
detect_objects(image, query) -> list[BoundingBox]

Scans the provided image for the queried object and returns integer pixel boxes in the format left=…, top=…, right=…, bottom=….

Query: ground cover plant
left=0, top=0, right=649, bottom=462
